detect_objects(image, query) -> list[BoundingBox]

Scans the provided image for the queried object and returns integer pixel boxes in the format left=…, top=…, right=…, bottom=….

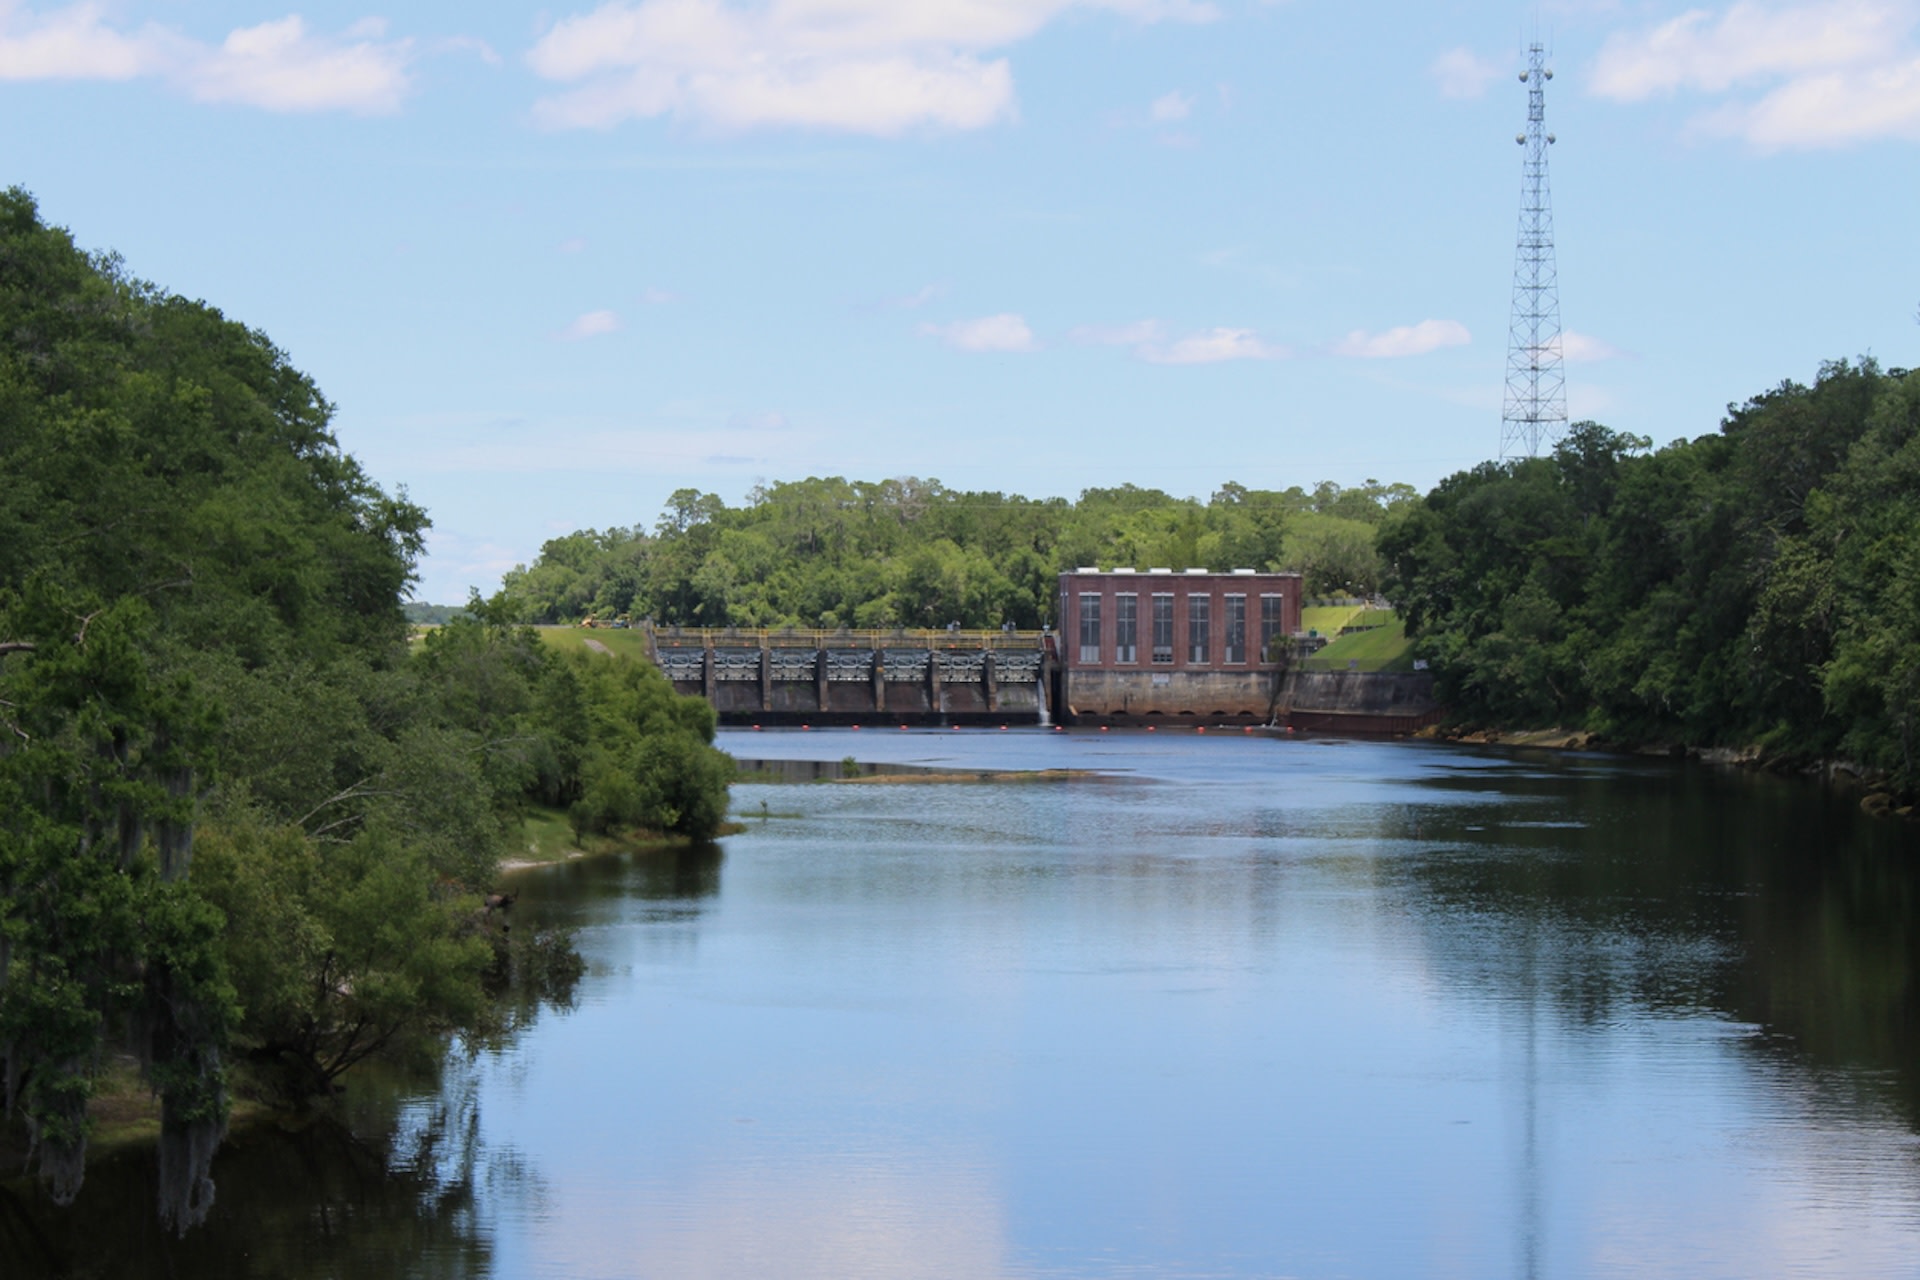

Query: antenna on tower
left=1501, top=42, right=1566, bottom=460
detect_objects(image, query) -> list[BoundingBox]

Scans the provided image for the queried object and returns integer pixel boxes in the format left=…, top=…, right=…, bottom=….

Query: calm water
left=11, top=730, right=1920, bottom=1278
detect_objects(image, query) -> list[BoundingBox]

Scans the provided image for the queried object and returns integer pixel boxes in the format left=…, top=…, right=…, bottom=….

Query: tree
left=562, top=648, right=731, bottom=842
left=1381, top=356, right=1915, bottom=776
left=191, top=814, right=491, bottom=1105
left=0, top=596, right=234, bottom=1231
left=0, top=188, right=451, bottom=1227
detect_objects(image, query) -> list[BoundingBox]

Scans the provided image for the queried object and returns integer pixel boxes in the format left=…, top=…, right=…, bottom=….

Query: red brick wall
left=1056, top=570, right=1302, bottom=672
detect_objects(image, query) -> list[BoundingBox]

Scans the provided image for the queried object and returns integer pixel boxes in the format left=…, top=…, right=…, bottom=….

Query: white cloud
left=919, top=312, right=1038, bottom=352
left=0, top=4, right=416, bottom=113
left=1431, top=46, right=1504, bottom=99
left=728, top=410, right=791, bottom=430
left=1592, top=1, right=1906, bottom=98
left=639, top=286, right=681, bottom=304
left=559, top=308, right=622, bottom=339
left=527, top=0, right=1218, bottom=134
left=559, top=236, right=589, bottom=252
left=1140, top=326, right=1285, bottom=364
left=0, top=2, right=176, bottom=79
left=1071, top=319, right=1286, bottom=364
left=188, top=16, right=413, bottom=113
left=1695, top=55, right=1920, bottom=143
left=1150, top=89, right=1192, bottom=120
left=435, top=34, right=502, bottom=66
left=1591, top=1, right=1920, bottom=147
left=1331, top=319, right=1470, bottom=359
left=1069, top=319, right=1163, bottom=346
left=1561, top=329, right=1627, bottom=362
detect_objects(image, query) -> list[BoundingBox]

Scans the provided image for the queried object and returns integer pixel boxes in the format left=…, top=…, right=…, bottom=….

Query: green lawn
left=1300, top=604, right=1365, bottom=637
left=534, top=625, right=652, bottom=660
left=1302, top=616, right=1416, bottom=672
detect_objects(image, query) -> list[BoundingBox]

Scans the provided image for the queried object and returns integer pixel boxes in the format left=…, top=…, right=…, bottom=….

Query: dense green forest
left=0, top=189, right=731, bottom=1230
left=499, top=477, right=1418, bottom=629
left=1380, top=358, right=1920, bottom=797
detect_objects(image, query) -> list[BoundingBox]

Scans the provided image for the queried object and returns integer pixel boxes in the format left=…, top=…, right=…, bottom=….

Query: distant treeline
left=0, top=188, right=731, bottom=1227
left=1381, top=358, right=1920, bottom=795
left=501, top=477, right=1418, bottom=629
left=402, top=600, right=472, bottom=625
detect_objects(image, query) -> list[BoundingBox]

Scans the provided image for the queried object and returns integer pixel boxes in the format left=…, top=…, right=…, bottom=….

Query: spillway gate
left=645, top=624, right=1059, bottom=725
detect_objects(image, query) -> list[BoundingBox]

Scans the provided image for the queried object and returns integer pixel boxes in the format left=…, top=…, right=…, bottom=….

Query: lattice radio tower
left=1502, top=42, right=1566, bottom=459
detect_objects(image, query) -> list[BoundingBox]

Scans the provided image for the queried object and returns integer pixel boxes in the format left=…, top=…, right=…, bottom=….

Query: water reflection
left=689, top=730, right=1920, bottom=1277
left=513, top=839, right=726, bottom=911
left=1398, top=755, right=1920, bottom=1116
left=11, top=733, right=1920, bottom=1278
left=2, top=1062, right=510, bottom=1279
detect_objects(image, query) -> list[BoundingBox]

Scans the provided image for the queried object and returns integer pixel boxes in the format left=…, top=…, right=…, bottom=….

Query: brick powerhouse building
left=1056, top=569, right=1303, bottom=722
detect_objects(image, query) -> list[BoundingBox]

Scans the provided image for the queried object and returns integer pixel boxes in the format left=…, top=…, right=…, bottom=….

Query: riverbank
left=1419, top=724, right=1917, bottom=819
left=839, top=767, right=1103, bottom=784
left=501, top=805, right=746, bottom=873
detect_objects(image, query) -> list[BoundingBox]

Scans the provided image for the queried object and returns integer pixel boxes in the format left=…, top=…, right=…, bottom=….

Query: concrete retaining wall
left=1063, top=669, right=1279, bottom=721
left=1279, top=670, right=1440, bottom=733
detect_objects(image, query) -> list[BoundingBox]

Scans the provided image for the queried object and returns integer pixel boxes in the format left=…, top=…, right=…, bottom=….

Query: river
left=9, top=729, right=1920, bottom=1278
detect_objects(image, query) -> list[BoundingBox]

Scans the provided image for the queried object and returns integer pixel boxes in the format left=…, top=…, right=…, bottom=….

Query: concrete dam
left=643, top=622, right=1441, bottom=733
left=647, top=625, right=1058, bottom=725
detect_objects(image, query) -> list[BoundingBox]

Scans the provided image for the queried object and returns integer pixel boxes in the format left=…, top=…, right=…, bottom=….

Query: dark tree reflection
left=1397, top=752, right=1920, bottom=1126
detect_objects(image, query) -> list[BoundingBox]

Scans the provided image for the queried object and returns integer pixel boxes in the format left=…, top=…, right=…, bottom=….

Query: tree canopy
left=1380, top=359, right=1920, bottom=796
left=0, top=188, right=731, bottom=1230
left=498, top=476, right=1417, bottom=629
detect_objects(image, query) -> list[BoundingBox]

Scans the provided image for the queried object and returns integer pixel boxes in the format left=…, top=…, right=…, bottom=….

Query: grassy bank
left=503, top=802, right=744, bottom=872
left=1303, top=617, right=1415, bottom=672
left=533, top=626, right=652, bottom=661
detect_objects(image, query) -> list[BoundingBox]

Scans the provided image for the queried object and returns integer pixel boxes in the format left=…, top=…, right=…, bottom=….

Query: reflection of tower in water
left=1516, top=911, right=1543, bottom=1280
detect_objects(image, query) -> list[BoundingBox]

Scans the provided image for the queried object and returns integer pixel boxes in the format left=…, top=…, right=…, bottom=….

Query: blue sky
left=6, top=1, right=1918, bottom=602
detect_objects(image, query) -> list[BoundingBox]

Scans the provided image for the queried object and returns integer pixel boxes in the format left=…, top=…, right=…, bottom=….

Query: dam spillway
left=646, top=625, right=1059, bottom=725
